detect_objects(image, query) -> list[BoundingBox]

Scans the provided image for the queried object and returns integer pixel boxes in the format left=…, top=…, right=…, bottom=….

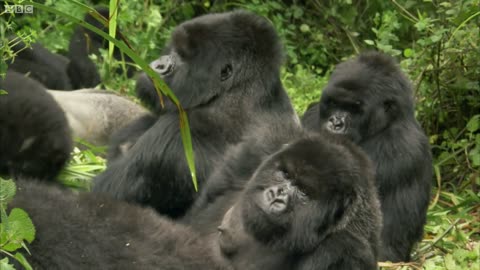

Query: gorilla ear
left=220, top=63, right=233, bottom=81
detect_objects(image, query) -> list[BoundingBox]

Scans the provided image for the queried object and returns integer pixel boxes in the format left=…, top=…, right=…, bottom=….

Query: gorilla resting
left=48, top=88, right=151, bottom=146
left=0, top=71, right=72, bottom=181
left=7, top=37, right=72, bottom=90
left=93, top=10, right=298, bottom=218
left=301, top=51, right=432, bottom=262
left=5, top=132, right=381, bottom=270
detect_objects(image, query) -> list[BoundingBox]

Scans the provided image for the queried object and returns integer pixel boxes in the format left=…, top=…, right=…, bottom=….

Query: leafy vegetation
left=1, top=0, right=479, bottom=269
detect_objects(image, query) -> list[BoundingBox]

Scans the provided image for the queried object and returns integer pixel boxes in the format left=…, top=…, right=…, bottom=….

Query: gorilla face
left=139, top=11, right=283, bottom=112
left=221, top=138, right=362, bottom=255
left=317, top=53, right=414, bottom=143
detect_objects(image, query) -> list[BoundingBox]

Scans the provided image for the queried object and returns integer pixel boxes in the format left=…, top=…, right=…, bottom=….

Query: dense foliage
left=1, top=0, right=479, bottom=269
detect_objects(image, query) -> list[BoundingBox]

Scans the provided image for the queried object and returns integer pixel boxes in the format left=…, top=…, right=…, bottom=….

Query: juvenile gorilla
left=301, top=51, right=432, bottom=262
left=183, top=118, right=382, bottom=269
left=5, top=133, right=380, bottom=270
left=0, top=71, right=73, bottom=181
left=93, top=11, right=297, bottom=218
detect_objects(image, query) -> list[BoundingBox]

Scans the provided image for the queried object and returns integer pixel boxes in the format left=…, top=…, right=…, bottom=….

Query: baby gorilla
left=3, top=134, right=380, bottom=270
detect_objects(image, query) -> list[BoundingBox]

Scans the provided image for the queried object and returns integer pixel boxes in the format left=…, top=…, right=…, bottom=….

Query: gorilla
left=106, top=114, right=157, bottom=163
left=7, top=37, right=72, bottom=90
left=93, top=10, right=298, bottom=218
left=135, top=71, right=163, bottom=114
left=4, top=131, right=381, bottom=270
left=0, top=71, right=73, bottom=181
left=67, top=6, right=134, bottom=89
left=301, top=51, right=432, bottom=262
left=47, top=88, right=151, bottom=146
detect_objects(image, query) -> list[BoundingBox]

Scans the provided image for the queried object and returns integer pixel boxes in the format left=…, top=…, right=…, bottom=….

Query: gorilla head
left=317, top=51, right=415, bottom=143
left=301, top=51, right=432, bottom=262
left=94, top=10, right=296, bottom=218
left=214, top=136, right=381, bottom=270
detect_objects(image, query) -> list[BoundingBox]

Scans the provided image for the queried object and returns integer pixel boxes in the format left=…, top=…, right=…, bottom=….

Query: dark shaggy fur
left=0, top=71, right=72, bottom=181
left=106, top=114, right=157, bottom=163
left=7, top=38, right=72, bottom=90
left=93, top=10, right=297, bottom=218
left=3, top=129, right=380, bottom=270
left=184, top=118, right=382, bottom=269
left=301, top=51, right=432, bottom=262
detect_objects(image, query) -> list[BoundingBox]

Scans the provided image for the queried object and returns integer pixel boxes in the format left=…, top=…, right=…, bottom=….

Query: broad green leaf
left=466, top=115, right=480, bottom=132
left=2, top=208, right=35, bottom=252
left=0, top=258, right=15, bottom=270
left=0, top=179, right=16, bottom=206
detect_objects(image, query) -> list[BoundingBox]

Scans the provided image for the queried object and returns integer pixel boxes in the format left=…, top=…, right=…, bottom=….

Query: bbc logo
left=4, top=4, right=34, bottom=14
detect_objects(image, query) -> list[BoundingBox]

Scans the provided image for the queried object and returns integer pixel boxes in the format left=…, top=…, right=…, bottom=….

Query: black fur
left=301, top=51, right=432, bottom=262
left=135, top=72, right=163, bottom=114
left=106, top=114, right=157, bottom=163
left=7, top=38, right=72, bottom=90
left=5, top=181, right=224, bottom=270
left=93, top=10, right=297, bottom=218
left=4, top=130, right=380, bottom=270
left=0, top=71, right=72, bottom=181
left=185, top=119, right=382, bottom=270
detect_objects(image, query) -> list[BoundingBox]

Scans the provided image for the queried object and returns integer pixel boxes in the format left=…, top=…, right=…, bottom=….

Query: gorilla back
left=0, top=71, right=72, bottom=181
left=302, top=51, right=432, bottom=262
left=93, top=10, right=297, bottom=218
left=6, top=132, right=380, bottom=270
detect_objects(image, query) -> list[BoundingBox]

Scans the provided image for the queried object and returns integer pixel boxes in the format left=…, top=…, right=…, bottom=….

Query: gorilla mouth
left=325, top=122, right=348, bottom=134
left=269, top=199, right=288, bottom=214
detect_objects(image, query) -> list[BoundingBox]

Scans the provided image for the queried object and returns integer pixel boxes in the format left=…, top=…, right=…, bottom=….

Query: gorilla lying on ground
left=5, top=131, right=381, bottom=270
left=301, top=51, right=432, bottom=262
left=0, top=71, right=72, bottom=181
left=48, top=88, right=151, bottom=146
left=93, top=10, right=298, bottom=218
left=7, top=37, right=72, bottom=90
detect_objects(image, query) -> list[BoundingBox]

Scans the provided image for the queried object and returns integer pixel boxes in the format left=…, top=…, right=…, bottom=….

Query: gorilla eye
left=220, top=64, right=233, bottom=81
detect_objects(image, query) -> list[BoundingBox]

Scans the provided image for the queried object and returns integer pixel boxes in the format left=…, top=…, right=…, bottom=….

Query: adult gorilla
left=301, top=51, right=432, bottom=262
left=93, top=10, right=298, bottom=218
left=6, top=131, right=380, bottom=270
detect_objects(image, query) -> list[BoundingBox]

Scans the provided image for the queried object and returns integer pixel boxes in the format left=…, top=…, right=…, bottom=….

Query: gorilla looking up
left=6, top=131, right=381, bottom=270
left=302, top=51, right=432, bottom=262
left=93, top=10, right=298, bottom=218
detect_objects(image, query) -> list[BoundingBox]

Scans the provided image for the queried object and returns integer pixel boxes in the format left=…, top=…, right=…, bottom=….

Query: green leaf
left=300, top=24, right=310, bottom=33
left=0, top=179, right=16, bottom=206
left=0, top=258, right=15, bottom=270
left=466, top=115, right=480, bottom=132
left=13, top=252, right=33, bottom=270
left=0, top=89, right=7, bottom=95
left=403, top=48, right=414, bottom=58
left=364, top=39, right=375, bottom=45
left=1, top=208, right=36, bottom=252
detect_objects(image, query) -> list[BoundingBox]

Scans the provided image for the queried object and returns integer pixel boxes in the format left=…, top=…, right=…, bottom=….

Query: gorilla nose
left=328, top=115, right=345, bottom=130
left=150, top=55, right=174, bottom=75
